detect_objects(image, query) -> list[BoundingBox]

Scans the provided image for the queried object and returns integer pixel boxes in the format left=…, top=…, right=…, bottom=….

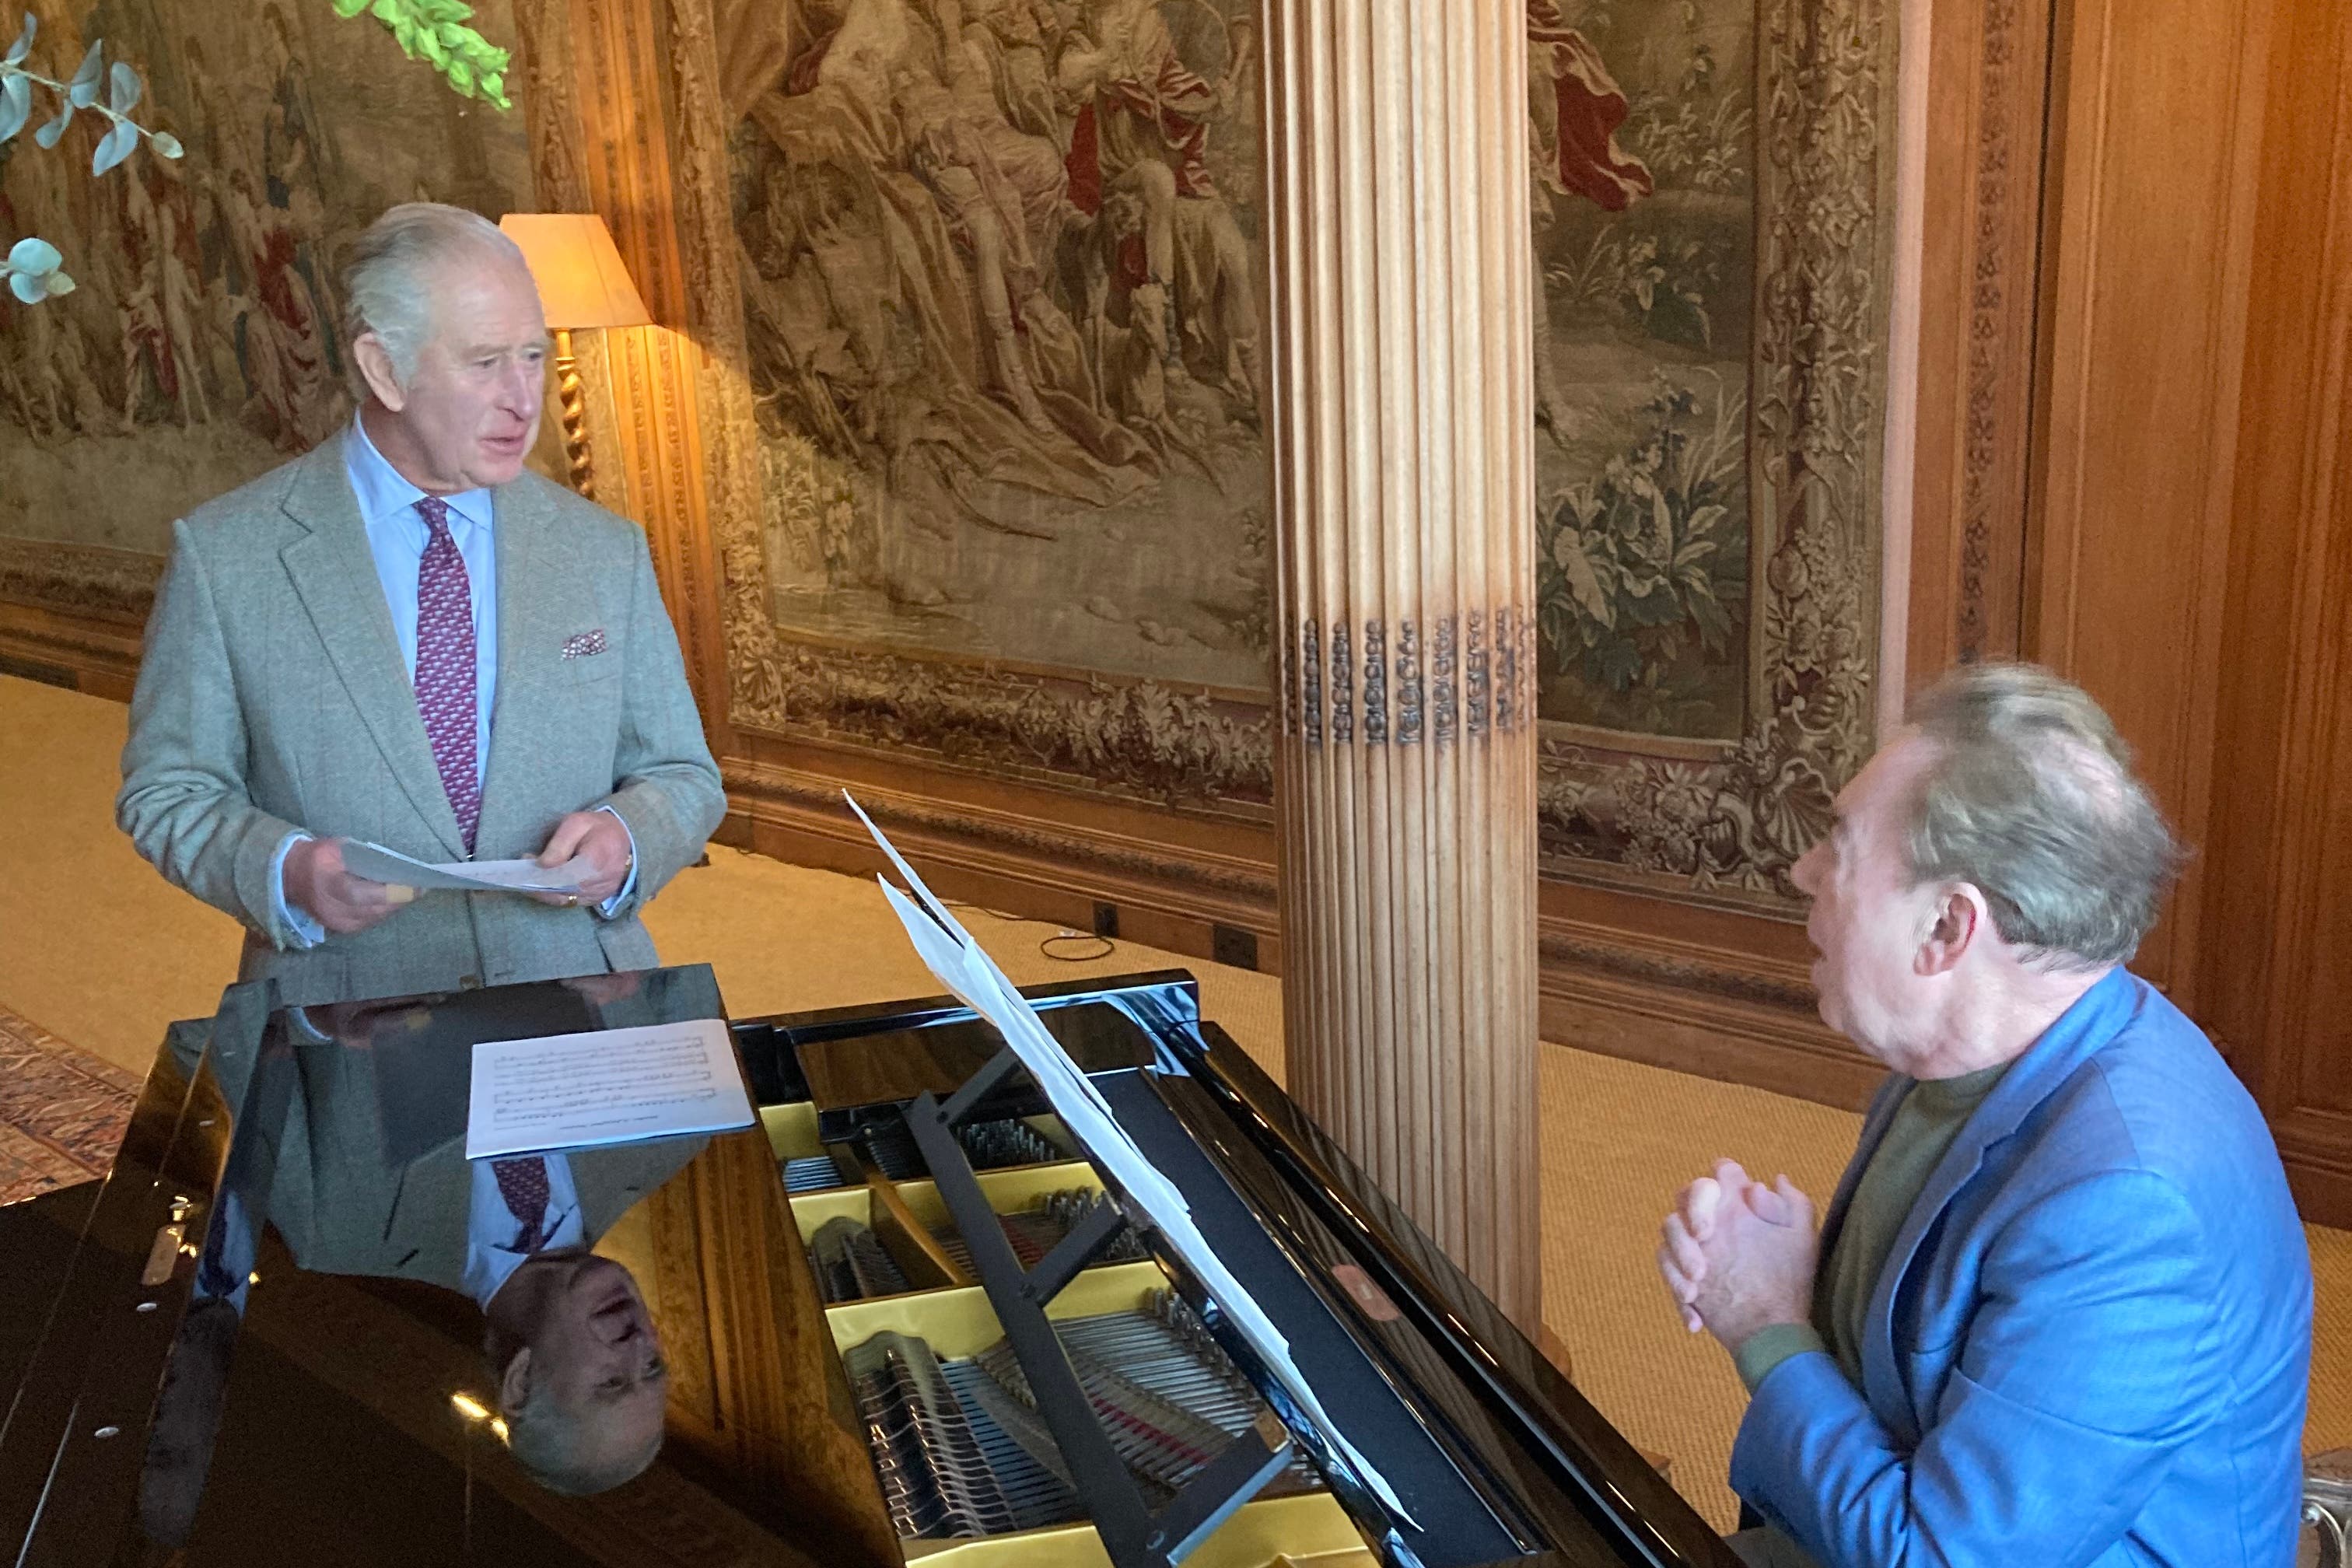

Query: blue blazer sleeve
left=1728, top=1169, right=2225, bottom=1568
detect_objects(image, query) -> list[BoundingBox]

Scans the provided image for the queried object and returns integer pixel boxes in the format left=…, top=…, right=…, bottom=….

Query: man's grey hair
left=340, top=202, right=528, bottom=391
left=501, top=1384, right=664, bottom=1497
left=1902, top=662, right=2183, bottom=968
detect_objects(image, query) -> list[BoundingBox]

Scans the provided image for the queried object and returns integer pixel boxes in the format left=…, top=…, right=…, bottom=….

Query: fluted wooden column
left=1265, top=2, right=1541, bottom=1328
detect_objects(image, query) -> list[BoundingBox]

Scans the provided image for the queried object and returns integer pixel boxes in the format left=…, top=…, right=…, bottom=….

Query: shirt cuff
left=270, top=831, right=327, bottom=950
left=1734, top=1323, right=1828, bottom=1393
left=594, top=806, right=637, bottom=918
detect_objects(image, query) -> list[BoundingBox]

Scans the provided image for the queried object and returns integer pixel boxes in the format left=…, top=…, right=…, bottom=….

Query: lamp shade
left=497, top=212, right=653, bottom=331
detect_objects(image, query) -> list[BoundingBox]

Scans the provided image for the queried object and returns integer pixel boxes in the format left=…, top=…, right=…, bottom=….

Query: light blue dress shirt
left=271, top=413, right=632, bottom=946
left=464, top=1153, right=586, bottom=1309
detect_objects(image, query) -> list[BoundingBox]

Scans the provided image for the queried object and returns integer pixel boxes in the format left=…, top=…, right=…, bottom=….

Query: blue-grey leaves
left=92, top=116, right=135, bottom=174
left=0, top=71, right=28, bottom=141
left=5, top=236, right=73, bottom=303
left=65, top=37, right=98, bottom=106
left=1, top=16, right=170, bottom=303
left=31, top=93, right=68, bottom=146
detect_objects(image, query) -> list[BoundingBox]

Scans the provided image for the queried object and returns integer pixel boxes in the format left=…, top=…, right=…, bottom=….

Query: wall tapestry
left=705, top=0, right=1279, bottom=807
left=1529, top=0, right=1894, bottom=904
left=0, top=0, right=536, bottom=623
left=667, top=0, right=1897, bottom=904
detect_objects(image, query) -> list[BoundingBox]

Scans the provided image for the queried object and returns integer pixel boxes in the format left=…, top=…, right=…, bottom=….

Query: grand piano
left=0, top=964, right=1738, bottom=1568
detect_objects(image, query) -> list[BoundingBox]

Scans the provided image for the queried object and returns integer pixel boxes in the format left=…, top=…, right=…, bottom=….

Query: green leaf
left=418, top=30, right=446, bottom=65
left=479, top=72, right=506, bottom=107
left=43, top=267, right=72, bottom=296
left=91, top=117, right=136, bottom=175
left=5, top=12, right=33, bottom=66
left=447, top=58, right=472, bottom=94
left=331, top=0, right=369, bottom=15
left=147, top=128, right=181, bottom=158
left=107, top=59, right=138, bottom=113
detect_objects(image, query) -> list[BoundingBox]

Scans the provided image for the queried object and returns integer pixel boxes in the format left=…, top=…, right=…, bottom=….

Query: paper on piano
left=342, top=838, right=598, bottom=895
left=464, top=1017, right=754, bottom=1159
left=845, top=792, right=1417, bottom=1525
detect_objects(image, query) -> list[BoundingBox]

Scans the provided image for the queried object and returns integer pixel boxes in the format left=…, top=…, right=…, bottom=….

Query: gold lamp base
left=553, top=326, right=595, bottom=500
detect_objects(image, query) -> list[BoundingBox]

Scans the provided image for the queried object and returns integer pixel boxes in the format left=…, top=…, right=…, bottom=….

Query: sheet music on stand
left=845, top=792, right=1416, bottom=1526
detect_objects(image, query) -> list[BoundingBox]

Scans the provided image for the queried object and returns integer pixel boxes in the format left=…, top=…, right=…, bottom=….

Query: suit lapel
left=474, top=478, right=571, bottom=857
left=278, top=442, right=466, bottom=859
left=1857, top=968, right=2141, bottom=1423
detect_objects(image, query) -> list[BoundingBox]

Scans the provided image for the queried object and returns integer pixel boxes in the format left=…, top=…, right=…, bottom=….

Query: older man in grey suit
left=118, top=202, right=724, bottom=1006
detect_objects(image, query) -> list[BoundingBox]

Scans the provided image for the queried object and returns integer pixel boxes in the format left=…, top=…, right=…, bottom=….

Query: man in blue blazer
left=1657, top=663, right=2312, bottom=1567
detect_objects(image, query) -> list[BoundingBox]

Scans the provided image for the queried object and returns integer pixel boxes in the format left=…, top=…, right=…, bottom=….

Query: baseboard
left=2276, top=1122, right=2352, bottom=1232
left=719, top=754, right=1284, bottom=974
left=1538, top=915, right=1878, bottom=1111
left=0, top=603, right=142, bottom=702
left=723, top=751, right=1874, bottom=1109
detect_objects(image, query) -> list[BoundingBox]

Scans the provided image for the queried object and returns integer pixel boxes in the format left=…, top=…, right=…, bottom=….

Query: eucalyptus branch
left=331, top=0, right=511, bottom=112
left=0, top=13, right=180, bottom=304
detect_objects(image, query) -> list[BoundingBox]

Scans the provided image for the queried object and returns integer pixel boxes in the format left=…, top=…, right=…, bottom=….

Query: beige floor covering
left=5, top=672, right=2346, bottom=1528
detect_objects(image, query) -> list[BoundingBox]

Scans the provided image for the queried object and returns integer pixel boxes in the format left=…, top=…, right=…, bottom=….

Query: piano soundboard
left=737, top=970, right=1739, bottom=1568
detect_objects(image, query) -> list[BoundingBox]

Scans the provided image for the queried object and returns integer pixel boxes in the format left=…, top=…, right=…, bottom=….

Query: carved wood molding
left=1281, top=608, right=1534, bottom=746
left=0, top=538, right=161, bottom=625
left=1952, top=0, right=2050, bottom=661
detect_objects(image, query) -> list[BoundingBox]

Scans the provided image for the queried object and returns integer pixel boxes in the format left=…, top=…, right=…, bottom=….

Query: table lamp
left=497, top=212, right=653, bottom=500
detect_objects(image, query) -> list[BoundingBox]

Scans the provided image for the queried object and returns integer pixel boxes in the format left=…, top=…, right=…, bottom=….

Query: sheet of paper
left=343, top=839, right=597, bottom=895
left=844, top=792, right=1416, bottom=1524
left=464, top=1017, right=754, bottom=1159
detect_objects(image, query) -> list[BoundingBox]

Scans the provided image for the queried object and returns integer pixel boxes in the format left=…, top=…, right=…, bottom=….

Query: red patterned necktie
left=412, top=496, right=480, bottom=854
left=492, top=1157, right=551, bottom=1250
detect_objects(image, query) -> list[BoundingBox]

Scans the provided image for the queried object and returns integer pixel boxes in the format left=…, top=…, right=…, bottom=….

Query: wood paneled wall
left=2024, top=0, right=2273, bottom=1011
left=1927, top=0, right=2352, bottom=1220
left=2196, top=0, right=2352, bottom=1224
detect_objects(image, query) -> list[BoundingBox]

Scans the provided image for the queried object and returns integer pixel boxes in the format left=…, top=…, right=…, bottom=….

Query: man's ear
left=498, top=1346, right=533, bottom=1415
left=352, top=331, right=407, bottom=411
left=1915, top=886, right=1983, bottom=977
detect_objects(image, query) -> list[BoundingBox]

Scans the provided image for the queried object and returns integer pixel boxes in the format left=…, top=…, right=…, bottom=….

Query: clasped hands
left=1657, top=1158, right=1821, bottom=1353
left=284, top=810, right=633, bottom=936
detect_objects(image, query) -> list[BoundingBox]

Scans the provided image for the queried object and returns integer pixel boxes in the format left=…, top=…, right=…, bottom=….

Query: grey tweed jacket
left=117, top=439, right=726, bottom=1007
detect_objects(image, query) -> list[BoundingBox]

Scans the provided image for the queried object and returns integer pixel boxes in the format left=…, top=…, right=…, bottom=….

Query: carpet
left=0, top=1003, right=138, bottom=1206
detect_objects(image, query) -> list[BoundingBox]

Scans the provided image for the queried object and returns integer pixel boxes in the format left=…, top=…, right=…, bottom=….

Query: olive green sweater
left=1733, top=1061, right=2010, bottom=1395
left=1724, top=1065, right=2006, bottom=1568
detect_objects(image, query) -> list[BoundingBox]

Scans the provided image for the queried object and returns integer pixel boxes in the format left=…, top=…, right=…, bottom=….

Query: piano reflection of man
left=267, top=998, right=706, bottom=1496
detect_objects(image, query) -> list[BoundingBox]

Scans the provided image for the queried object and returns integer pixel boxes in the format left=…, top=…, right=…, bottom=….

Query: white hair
left=340, top=202, right=529, bottom=390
